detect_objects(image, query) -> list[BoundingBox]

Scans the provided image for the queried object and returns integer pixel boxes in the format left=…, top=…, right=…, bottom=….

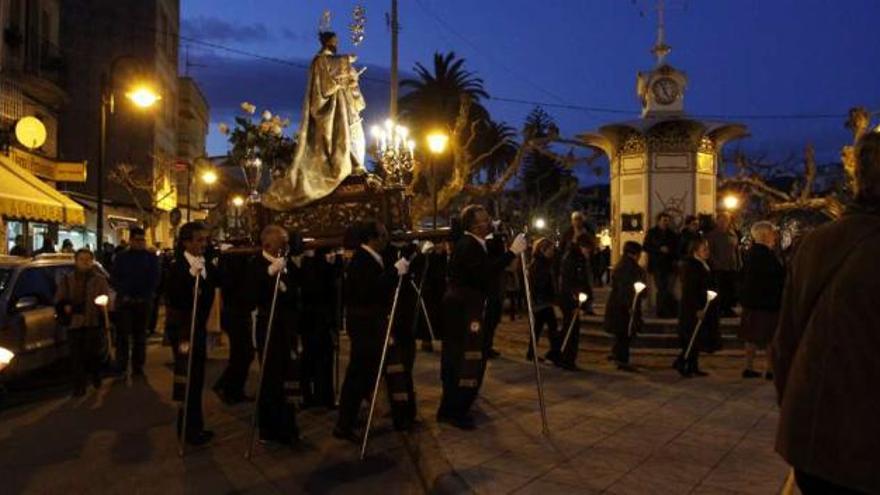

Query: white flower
left=262, top=110, right=273, bottom=121
left=218, top=123, right=230, bottom=135
left=272, top=124, right=283, bottom=136
left=241, top=102, right=256, bottom=114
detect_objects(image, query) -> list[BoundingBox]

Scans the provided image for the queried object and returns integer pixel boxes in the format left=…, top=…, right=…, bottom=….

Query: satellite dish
left=15, top=116, right=47, bottom=150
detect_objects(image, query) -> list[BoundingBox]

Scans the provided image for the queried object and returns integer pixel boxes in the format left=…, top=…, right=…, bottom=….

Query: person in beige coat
left=55, top=249, right=111, bottom=397
left=772, top=131, right=880, bottom=494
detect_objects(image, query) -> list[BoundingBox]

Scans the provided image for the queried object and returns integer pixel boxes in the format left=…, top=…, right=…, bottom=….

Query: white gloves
left=510, top=233, right=528, bottom=255
left=268, top=257, right=286, bottom=276
left=421, top=240, right=435, bottom=254
left=394, top=257, right=410, bottom=276
left=189, top=259, right=205, bottom=278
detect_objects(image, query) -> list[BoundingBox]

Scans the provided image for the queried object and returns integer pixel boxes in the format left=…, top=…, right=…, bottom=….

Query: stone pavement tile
left=479, top=441, right=566, bottom=477
left=438, top=437, right=508, bottom=470
left=540, top=445, right=644, bottom=491
left=650, top=433, right=733, bottom=468
left=690, top=484, right=748, bottom=495
left=608, top=457, right=710, bottom=494
left=513, top=478, right=599, bottom=494
left=699, top=439, right=789, bottom=494
left=456, top=465, right=534, bottom=494
left=593, top=423, right=683, bottom=456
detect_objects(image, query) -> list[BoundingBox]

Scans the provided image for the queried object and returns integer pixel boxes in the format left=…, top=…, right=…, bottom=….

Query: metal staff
left=561, top=292, right=588, bottom=353
left=179, top=267, right=202, bottom=457
left=520, top=245, right=549, bottom=436
left=245, top=254, right=286, bottom=460
left=626, top=282, right=648, bottom=338
left=360, top=257, right=408, bottom=460
left=409, top=280, right=437, bottom=342
left=682, top=290, right=718, bottom=362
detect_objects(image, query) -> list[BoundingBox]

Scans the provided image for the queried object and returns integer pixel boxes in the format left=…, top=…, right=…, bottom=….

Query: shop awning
left=0, top=154, right=86, bottom=225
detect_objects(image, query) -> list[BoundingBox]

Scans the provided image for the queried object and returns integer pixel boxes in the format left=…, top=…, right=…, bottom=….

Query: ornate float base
left=257, top=174, right=411, bottom=245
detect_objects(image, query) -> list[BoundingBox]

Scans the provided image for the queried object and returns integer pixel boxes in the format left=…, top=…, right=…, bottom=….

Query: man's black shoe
left=742, top=369, right=761, bottom=379
left=437, top=413, right=476, bottom=430
left=559, top=362, right=581, bottom=372
left=332, top=427, right=360, bottom=443
left=187, top=430, right=214, bottom=446
left=692, top=369, right=709, bottom=377
left=487, top=349, right=501, bottom=359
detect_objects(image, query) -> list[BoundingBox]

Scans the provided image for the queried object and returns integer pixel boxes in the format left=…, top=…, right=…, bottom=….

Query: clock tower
left=577, top=0, right=749, bottom=264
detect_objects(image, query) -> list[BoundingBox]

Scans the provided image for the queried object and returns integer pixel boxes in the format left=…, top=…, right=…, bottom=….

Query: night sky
left=181, top=0, right=880, bottom=185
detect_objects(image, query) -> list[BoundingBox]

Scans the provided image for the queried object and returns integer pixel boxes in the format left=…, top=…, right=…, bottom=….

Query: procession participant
left=247, top=225, right=301, bottom=445
left=437, top=205, right=526, bottom=430
left=111, top=227, right=161, bottom=377
left=385, top=237, right=419, bottom=431
left=166, top=222, right=216, bottom=446
left=212, top=248, right=255, bottom=404
left=526, top=237, right=559, bottom=363
left=334, top=221, right=410, bottom=442
left=558, top=234, right=593, bottom=371
left=410, top=239, right=447, bottom=352
left=674, top=237, right=721, bottom=377
left=483, top=225, right=508, bottom=359
left=644, top=212, right=680, bottom=318
left=55, top=248, right=111, bottom=396
left=603, top=241, right=647, bottom=372
left=299, top=246, right=339, bottom=409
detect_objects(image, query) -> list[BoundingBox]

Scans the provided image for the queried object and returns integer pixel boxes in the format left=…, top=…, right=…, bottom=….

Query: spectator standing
left=603, top=241, right=647, bottom=371
left=706, top=213, right=741, bottom=317
left=678, top=215, right=701, bottom=259
left=34, top=237, right=56, bottom=255
left=526, top=238, right=559, bottom=363
left=55, top=249, right=111, bottom=396
left=111, top=227, right=161, bottom=377
left=557, top=234, right=593, bottom=371
left=644, top=212, right=679, bottom=318
left=9, top=235, right=28, bottom=256
left=738, top=221, right=785, bottom=379
left=771, top=132, right=880, bottom=495
left=61, top=239, right=75, bottom=253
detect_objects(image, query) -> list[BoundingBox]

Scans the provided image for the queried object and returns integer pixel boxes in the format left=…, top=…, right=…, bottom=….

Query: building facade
left=0, top=0, right=87, bottom=254
left=176, top=75, right=210, bottom=222
left=58, top=0, right=180, bottom=248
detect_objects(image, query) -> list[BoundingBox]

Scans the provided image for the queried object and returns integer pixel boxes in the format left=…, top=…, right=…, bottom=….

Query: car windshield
left=0, top=268, right=12, bottom=294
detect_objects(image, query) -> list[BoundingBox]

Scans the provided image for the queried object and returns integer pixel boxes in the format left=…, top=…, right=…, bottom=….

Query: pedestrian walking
left=437, top=206, right=525, bottom=430
left=772, top=131, right=880, bottom=495
left=526, top=238, right=559, bottom=363
left=603, top=241, right=647, bottom=371
left=644, top=212, right=679, bottom=318
left=738, top=221, right=784, bottom=379
left=674, top=237, right=721, bottom=377
left=55, top=249, right=111, bottom=396
left=166, top=222, right=216, bottom=447
left=111, top=227, right=161, bottom=377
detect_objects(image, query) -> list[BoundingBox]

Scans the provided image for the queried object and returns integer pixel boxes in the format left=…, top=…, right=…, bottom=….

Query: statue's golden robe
left=264, top=50, right=366, bottom=210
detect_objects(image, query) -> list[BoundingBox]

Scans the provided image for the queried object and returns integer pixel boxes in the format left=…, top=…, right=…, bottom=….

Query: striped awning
left=0, top=153, right=86, bottom=225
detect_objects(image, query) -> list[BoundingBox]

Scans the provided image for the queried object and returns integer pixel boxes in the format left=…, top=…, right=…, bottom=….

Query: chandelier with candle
left=370, top=119, right=415, bottom=187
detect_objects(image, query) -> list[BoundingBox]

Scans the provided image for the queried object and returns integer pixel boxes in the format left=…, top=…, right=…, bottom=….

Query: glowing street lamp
left=533, top=217, right=547, bottom=230
left=722, top=194, right=740, bottom=211
left=231, top=195, right=245, bottom=208
left=125, top=86, right=162, bottom=108
left=427, top=132, right=449, bottom=155
left=426, top=130, right=448, bottom=229
left=201, top=170, right=218, bottom=185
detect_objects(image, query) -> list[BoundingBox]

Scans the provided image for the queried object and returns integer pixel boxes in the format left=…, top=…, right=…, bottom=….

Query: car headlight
left=0, top=346, right=13, bottom=371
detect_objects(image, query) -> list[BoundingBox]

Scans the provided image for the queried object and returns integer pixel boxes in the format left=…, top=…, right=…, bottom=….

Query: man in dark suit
left=299, top=247, right=340, bottom=409
left=334, top=221, right=410, bottom=441
left=247, top=225, right=301, bottom=446
left=166, top=222, right=216, bottom=446
left=437, top=205, right=526, bottom=430
left=213, top=248, right=255, bottom=404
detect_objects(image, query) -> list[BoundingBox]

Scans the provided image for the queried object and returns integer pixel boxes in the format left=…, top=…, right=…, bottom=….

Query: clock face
left=652, top=77, right=680, bottom=105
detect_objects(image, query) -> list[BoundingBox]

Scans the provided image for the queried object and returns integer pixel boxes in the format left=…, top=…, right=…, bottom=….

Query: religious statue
left=263, top=30, right=367, bottom=210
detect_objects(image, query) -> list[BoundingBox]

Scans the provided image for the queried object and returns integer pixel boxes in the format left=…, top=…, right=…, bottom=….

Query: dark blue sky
left=181, top=0, right=880, bottom=184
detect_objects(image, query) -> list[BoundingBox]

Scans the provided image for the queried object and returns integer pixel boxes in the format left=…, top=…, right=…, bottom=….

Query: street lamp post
left=97, top=57, right=161, bottom=257
left=426, top=131, right=449, bottom=229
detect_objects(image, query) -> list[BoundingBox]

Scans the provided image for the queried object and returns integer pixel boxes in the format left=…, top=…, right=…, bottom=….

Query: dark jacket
left=55, top=268, right=111, bottom=329
left=246, top=253, right=299, bottom=316
left=217, top=250, right=253, bottom=314
left=678, top=228, right=701, bottom=259
left=559, top=247, right=591, bottom=310
left=447, top=234, right=514, bottom=299
left=677, top=256, right=720, bottom=352
left=739, top=244, right=784, bottom=311
left=111, top=249, right=161, bottom=299
left=164, top=254, right=217, bottom=335
left=528, top=254, right=556, bottom=310
left=603, top=256, right=646, bottom=336
left=644, top=226, right=679, bottom=274
left=772, top=210, right=880, bottom=494
left=345, top=246, right=398, bottom=317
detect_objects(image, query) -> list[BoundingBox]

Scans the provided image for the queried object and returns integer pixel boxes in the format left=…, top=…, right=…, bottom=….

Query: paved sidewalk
left=0, top=318, right=790, bottom=494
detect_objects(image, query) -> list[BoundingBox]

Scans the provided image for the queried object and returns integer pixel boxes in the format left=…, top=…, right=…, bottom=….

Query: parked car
left=0, top=254, right=111, bottom=398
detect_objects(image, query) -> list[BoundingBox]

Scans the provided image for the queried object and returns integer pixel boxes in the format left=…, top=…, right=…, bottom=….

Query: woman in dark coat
left=738, top=221, right=785, bottom=379
left=674, top=237, right=720, bottom=377
left=603, top=241, right=647, bottom=371
left=526, top=238, right=558, bottom=362
left=558, top=234, right=593, bottom=371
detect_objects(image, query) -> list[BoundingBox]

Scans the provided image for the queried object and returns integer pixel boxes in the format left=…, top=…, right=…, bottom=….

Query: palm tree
left=399, top=52, right=489, bottom=130
left=520, top=107, right=574, bottom=208
left=472, top=119, right=518, bottom=183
